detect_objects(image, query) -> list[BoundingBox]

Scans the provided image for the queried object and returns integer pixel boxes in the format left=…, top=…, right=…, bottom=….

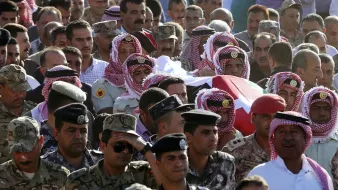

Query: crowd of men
left=0, top=0, right=337, bottom=189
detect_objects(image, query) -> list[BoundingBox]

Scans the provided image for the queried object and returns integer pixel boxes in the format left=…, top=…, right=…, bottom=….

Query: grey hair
left=208, top=20, right=231, bottom=33
left=295, top=43, right=319, bottom=54
left=210, top=8, right=233, bottom=21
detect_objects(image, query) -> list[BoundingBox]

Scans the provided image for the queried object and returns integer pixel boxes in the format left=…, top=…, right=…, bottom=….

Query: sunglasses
left=113, top=142, right=134, bottom=153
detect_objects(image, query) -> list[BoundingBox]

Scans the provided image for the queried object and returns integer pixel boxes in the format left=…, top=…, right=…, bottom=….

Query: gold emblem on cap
left=137, top=56, right=146, bottom=63
left=228, top=42, right=233, bottom=46
left=125, top=35, right=132, bottom=41
left=290, top=80, right=297, bottom=87
left=231, top=51, right=238, bottom=58
left=222, top=99, right=230, bottom=108
left=319, top=92, right=328, bottom=99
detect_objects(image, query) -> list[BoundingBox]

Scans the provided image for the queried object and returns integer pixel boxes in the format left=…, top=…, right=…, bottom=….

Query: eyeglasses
left=113, top=142, right=134, bottom=153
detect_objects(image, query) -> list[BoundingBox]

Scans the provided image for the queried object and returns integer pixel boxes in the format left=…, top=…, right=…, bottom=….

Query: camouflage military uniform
left=187, top=151, right=236, bottom=190
left=65, top=159, right=157, bottom=190
left=42, top=148, right=103, bottom=172
left=40, top=120, right=58, bottom=155
left=158, top=183, right=209, bottom=190
left=81, top=7, right=100, bottom=26
left=280, top=30, right=303, bottom=48
left=332, top=149, right=338, bottom=189
left=0, top=159, right=69, bottom=189
left=222, top=134, right=269, bottom=182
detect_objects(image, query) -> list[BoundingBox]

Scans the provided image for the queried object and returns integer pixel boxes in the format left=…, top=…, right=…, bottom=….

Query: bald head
left=44, top=21, right=63, bottom=46
left=210, top=8, right=234, bottom=30
left=324, top=16, right=338, bottom=48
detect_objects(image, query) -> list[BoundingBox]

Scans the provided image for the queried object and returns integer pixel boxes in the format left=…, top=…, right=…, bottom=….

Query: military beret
left=0, top=29, right=10, bottom=46
left=148, top=95, right=193, bottom=121
left=45, top=69, right=78, bottom=78
left=54, top=103, right=89, bottom=125
left=181, top=109, right=221, bottom=126
left=51, top=81, right=86, bottom=102
left=151, top=133, right=187, bottom=154
left=250, top=94, right=286, bottom=114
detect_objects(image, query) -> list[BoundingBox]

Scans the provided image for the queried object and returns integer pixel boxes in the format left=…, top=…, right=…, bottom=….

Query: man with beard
left=248, top=111, right=334, bottom=190
left=223, top=94, right=286, bottom=182
left=42, top=103, right=103, bottom=172
left=0, top=116, right=69, bottom=188
left=70, top=0, right=84, bottom=21
left=266, top=72, right=304, bottom=111
left=0, top=29, right=10, bottom=68
left=318, top=54, right=336, bottom=91
left=6, top=38, right=20, bottom=65
left=66, top=20, right=108, bottom=85
left=93, top=20, right=122, bottom=62
left=167, top=0, right=186, bottom=28
left=195, top=88, right=242, bottom=150
left=0, top=64, right=36, bottom=163
left=120, top=0, right=146, bottom=33
left=249, top=32, right=276, bottom=83
left=301, top=87, right=338, bottom=179
left=81, top=0, right=108, bottom=25
left=159, top=77, right=188, bottom=104
left=152, top=25, right=177, bottom=58
left=182, top=109, right=236, bottom=189
left=65, top=114, right=158, bottom=189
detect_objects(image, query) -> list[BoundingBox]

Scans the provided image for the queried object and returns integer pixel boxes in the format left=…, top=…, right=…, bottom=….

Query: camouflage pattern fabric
left=332, top=150, right=338, bottom=189
left=40, top=121, right=58, bottom=155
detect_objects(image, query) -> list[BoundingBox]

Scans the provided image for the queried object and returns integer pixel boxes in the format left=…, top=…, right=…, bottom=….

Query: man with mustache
left=182, top=109, right=236, bottom=189
left=66, top=20, right=108, bottom=85
left=6, top=38, right=20, bottom=65
left=82, top=0, right=109, bottom=25
left=0, top=116, right=69, bottom=188
left=65, top=113, right=158, bottom=189
left=248, top=111, right=334, bottom=190
left=0, top=64, right=36, bottom=164
left=42, top=103, right=103, bottom=172
left=301, top=87, right=338, bottom=180
left=152, top=25, right=177, bottom=58
left=70, top=0, right=84, bottom=21
left=167, top=0, right=186, bottom=28
left=223, top=94, right=286, bottom=182
left=120, top=0, right=146, bottom=33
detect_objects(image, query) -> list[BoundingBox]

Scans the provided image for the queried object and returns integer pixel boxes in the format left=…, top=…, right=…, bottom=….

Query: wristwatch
left=140, top=142, right=152, bottom=155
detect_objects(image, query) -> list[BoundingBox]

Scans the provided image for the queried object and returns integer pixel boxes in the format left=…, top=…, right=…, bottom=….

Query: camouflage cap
left=280, top=0, right=302, bottom=14
left=103, top=113, right=138, bottom=136
left=7, top=116, right=40, bottom=153
left=92, top=20, right=122, bottom=36
left=152, top=25, right=178, bottom=42
left=0, top=64, right=30, bottom=92
left=258, top=20, right=280, bottom=32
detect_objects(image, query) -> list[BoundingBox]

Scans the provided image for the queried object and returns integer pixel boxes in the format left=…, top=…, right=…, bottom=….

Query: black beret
left=45, top=69, right=78, bottom=78
left=54, top=103, right=89, bottom=125
left=275, top=112, right=310, bottom=125
left=0, top=29, right=10, bottom=46
left=148, top=95, right=192, bottom=121
left=181, top=109, right=221, bottom=126
left=151, top=133, right=187, bottom=154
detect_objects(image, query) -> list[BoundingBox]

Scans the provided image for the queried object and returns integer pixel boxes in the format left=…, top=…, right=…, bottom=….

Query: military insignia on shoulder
left=319, top=92, right=328, bottom=99
left=96, top=88, right=105, bottom=98
left=231, top=51, right=238, bottom=58
left=226, top=138, right=246, bottom=151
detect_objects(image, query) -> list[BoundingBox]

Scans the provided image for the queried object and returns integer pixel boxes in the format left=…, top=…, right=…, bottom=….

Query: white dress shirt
left=248, top=154, right=334, bottom=190
left=79, top=58, right=108, bottom=85
left=330, top=0, right=338, bottom=16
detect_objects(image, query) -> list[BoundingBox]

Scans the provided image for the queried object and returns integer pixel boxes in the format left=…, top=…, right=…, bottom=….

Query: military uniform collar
left=55, top=147, right=96, bottom=170
left=159, top=183, right=193, bottom=190
left=0, top=100, right=35, bottom=117
left=250, top=133, right=269, bottom=159
left=9, top=159, right=51, bottom=181
left=188, top=152, right=216, bottom=177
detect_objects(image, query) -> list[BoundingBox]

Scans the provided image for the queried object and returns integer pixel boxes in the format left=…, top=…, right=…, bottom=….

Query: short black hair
left=296, top=43, right=319, bottom=54
left=252, top=32, right=276, bottom=51
left=183, top=122, right=198, bottom=135
left=158, top=77, right=185, bottom=91
left=120, top=0, right=145, bottom=13
left=319, top=53, right=334, bottom=65
left=8, top=37, right=17, bottom=45
left=101, top=129, right=112, bottom=144
left=268, top=42, right=293, bottom=68
left=146, top=0, right=162, bottom=17
left=0, top=1, right=18, bottom=15
left=49, top=0, right=71, bottom=10
left=168, top=0, right=187, bottom=10
left=139, top=88, right=169, bottom=111
left=3, top=23, right=27, bottom=38
left=92, top=113, right=110, bottom=148
left=47, top=89, right=77, bottom=113
left=40, top=47, right=63, bottom=67
left=65, top=20, right=91, bottom=41
left=37, top=6, right=62, bottom=22
left=268, top=8, right=279, bottom=20
left=302, top=13, right=324, bottom=28
left=62, top=46, right=83, bottom=59
left=51, top=26, right=66, bottom=44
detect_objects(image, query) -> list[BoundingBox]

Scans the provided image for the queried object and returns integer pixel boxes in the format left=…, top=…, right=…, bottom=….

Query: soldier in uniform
left=152, top=25, right=178, bottom=58
left=0, top=116, right=69, bottom=188
left=65, top=113, right=158, bottom=189
left=181, top=109, right=236, bottom=189
left=148, top=95, right=193, bottom=143
left=222, top=94, right=286, bottom=182
left=92, top=20, right=122, bottom=62
left=91, top=34, right=141, bottom=114
left=0, top=64, right=36, bottom=163
left=81, top=0, right=109, bottom=25
left=152, top=133, right=208, bottom=190
left=113, top=53, right=155, bottom=115
left=42, top=103, right=102, bottom=172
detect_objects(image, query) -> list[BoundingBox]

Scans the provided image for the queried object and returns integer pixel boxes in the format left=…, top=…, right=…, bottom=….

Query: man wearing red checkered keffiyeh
left=266, top=72, right=304, bottom=111
left=113, top=53, right=155, bottom=115
left=180, top=26, right=215, bottom=71
left=248, top=111, right=334, bottom=190
left=142, top=72, right=171, bottom=89
left=213, top=45, right=250, bottom=79
left=195, top=88, right=242, bottom=150
left=194, top=32, right=239, bottom=77
left=301, top=87, right=338, bottom=178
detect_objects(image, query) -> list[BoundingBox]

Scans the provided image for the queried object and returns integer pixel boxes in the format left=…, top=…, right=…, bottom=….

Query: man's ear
left=54, top=128, right=60, bottom=141
left=322, top=27, right=326, bottom=33
left=184, top=132, right=192, bottom=145
left=201, top=18, right=206, bottom=25
left=230, top=20, right=235, bottom=30
left=39, top=136, right=44, bottom=149
left=296, top=67, right=304, bottom=76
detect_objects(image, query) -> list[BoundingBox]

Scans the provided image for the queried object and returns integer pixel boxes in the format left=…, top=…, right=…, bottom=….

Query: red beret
left=250, top=94, right=286, bottom=114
